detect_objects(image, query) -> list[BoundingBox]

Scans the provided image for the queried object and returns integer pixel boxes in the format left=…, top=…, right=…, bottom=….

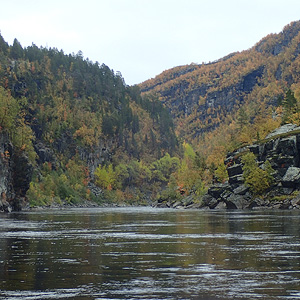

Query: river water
left=0, top=207, right=300, bottom=300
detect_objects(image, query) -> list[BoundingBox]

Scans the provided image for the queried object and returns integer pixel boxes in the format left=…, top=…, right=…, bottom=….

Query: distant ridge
left=140, top=21, right=300, bottom=146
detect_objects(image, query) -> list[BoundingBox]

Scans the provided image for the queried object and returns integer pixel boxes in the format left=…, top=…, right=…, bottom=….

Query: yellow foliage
left=73, top=124, right=96, bottom=148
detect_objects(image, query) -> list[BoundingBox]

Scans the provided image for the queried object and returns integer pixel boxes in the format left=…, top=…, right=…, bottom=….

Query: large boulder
left=291, top=194, right=300, bottom=208
left=227, top=163, right=243, bottom=177
left=214, top=201, right=227, bottom=210
left=201, top=194, right=219, bottom=209
left=233, top=184, right=249, bottom=195
left=228, top=175, right=244, bottom=186
left=276, top=136, right=298, bottom=157
left=207, top=183, right=231, bottom=199
left=225, top=194, right=251, bottom=209
left=282, top=167, right=300, bottom=188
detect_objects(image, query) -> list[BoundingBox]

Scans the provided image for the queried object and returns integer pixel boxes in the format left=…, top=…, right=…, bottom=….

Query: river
left=0, top=207, right=300, bottom=299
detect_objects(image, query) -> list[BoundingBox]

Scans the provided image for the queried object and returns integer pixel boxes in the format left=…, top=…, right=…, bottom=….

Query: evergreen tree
left=237, top=107, right=249, bottom=129
left=241, top=152, right=274, bottom=195
left=10, top=38, right=24, bottom=59
left=102, top=115, right=114, bottom=136
left=0, top=33, right=8, bottom=54
left=132, top=114, right=139, bottom=134
left=280, top=89, right=298, bottom=124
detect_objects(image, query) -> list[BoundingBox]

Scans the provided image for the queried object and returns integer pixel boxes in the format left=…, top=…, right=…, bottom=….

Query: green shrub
left=27, top=158, right=92, bottom=207
left=241, top=152, right=274, bottom=195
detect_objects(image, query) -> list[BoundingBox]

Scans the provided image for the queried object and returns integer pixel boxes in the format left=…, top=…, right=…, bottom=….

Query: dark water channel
left=0, top=207, right=300, bottom=299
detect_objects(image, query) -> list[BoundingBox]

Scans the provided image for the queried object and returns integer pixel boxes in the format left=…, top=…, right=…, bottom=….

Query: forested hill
left=139, top=20, right=300, bottom=165
left=0, top=34, right=178, bottom=210
left=3, top=20, right=300, bottom=211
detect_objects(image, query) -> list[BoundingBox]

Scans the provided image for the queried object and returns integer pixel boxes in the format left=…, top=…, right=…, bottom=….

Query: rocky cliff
left=0, top=133, right=33, bottom=212
left=203, top=124, right=300, bottom=210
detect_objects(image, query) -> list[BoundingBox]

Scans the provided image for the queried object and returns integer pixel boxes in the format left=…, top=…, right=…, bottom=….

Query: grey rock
left=276, top=136, right=298, bottom=157
left=214, top=201, right=227, bottom=210
left=35, top=142, right=56, bottom=166
left=263, top=139, right=275, bottom=153
left=189, top=202, right=204, bottom=209
left=272, top=203, right=283, bottom=209
left=274, top=156, right=298, bottom=177
left=208, top=183, right=230, bottom=199
left=226, top=194, right=250, bottom=209
left=291, top=195, right=300, bottom=206
left=282, top=167, right=300, bottom=187
left=248, top=144, right=260, bottom=155
left=220, top=189, right=232, bottom=200
left=88, top=182, right=103, bottom=197
left=227, top=164, right=243, bottom=177
left=224, top=155, right=235, bottom=166
left=281, top=187, right=295, bottom=195
left=172, top=200, right=182, bottom=208
left=201, top=124, right=300, bottom=210
left=0, top=133, right=32, bottom=211
left=266, top=123, right=300, bottom=139
left=250, top=197, right=270, bottom=208
left=233, top=184, right=249, bottom=195
left=202, top=194, right=219, bottom=209
left=228, top=175, right=244, bottom=185
left=182, top=196, right=194, bottom=207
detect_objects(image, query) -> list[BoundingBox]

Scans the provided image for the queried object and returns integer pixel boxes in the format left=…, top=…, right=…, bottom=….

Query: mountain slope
left=2, top=21, right=300, bottom=211
left=0, top=35, right=179, bottom=210
left=140, top=21, right=300, bottom=159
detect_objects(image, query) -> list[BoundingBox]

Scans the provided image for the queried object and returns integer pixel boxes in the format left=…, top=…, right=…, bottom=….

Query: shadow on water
left=0, top=208, right=300, bottom=299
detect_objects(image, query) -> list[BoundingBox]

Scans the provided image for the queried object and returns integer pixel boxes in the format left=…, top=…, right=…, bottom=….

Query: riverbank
left=199, top=124, right=300, bottom=210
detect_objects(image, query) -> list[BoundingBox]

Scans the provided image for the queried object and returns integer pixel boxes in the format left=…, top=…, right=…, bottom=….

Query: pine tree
left=10, top=38, right=24, bottom=59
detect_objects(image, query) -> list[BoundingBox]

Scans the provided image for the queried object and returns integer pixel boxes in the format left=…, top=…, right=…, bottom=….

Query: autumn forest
left=2, top=21, right=300, bottom=209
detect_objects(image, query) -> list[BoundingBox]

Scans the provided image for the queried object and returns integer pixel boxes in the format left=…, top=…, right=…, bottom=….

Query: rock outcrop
left=202, top=124, right=300, bottom=210
left=0, top=133, right=33, bottom=212
left=0, top=133, right=14, bottom=212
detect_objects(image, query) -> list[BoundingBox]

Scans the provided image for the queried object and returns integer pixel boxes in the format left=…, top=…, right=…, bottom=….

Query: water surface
left=0, top=207, right=300, bottom=299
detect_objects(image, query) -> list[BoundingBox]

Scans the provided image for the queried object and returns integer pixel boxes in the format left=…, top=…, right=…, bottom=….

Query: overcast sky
left=0, top=0, right=299, bottom=85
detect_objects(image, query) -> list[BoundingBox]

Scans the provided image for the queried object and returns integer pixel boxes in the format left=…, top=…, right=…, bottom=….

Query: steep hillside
left=3, top=21, right=300, bottom=211
left=0, top=35, right=179, bottom=210
left=140, top=21, right=300, bottom=164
